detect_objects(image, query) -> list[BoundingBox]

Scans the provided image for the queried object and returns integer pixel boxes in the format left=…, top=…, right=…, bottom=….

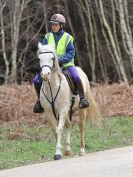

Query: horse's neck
left=44, top=71, right=61, bottom=93
left=51, top=71, right=60, bottom=86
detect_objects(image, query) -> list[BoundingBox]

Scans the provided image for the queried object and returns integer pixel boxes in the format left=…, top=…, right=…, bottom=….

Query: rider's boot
left=33, top=84, right=44, bottom=113
left=76, top=81, right=89, bottom=109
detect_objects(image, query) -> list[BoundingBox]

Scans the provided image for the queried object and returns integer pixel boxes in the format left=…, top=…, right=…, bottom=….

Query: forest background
left=0, top=0, right=133, bottom=85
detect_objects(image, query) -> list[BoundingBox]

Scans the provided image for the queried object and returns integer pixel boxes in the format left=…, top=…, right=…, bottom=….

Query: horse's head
left=37, top=42, right=57, bottom=81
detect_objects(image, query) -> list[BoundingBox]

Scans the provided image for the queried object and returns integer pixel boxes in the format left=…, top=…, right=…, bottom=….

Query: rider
left=33, top=14, right=89, bottom=113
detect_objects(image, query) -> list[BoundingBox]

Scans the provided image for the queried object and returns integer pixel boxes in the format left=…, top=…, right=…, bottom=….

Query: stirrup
left=33, top=101, right=44, bottom=113
left=79, top=98, right=89, bottom=109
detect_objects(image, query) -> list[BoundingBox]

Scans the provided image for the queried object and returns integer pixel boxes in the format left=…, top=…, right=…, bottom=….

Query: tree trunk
left=97, top=0, right=129, bottom=84
left=118, top=0, right=133, bottom=72
left=0, top=0, right=9, bottom=84
left=10, top=0, right=31, bottom=83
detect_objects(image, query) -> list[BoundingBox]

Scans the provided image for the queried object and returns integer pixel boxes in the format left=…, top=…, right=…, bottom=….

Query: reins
left=41, top=74, right=61, bottom=121
left=39, top=50, right=75, bottom=122
left=39, top=51, right=61, bottom=121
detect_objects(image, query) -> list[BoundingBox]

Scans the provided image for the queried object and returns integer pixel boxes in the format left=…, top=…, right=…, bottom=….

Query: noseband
left=38, top=51, right=56, bottom=71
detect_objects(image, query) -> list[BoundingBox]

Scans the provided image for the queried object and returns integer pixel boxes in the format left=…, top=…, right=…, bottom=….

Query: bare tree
left=0, top=0, right=9, bottom=83
left=9, top=0, right=32, bottom=83
left=117, top=0, right=133, bottom=71
left=96, top=0, right=129, bottom=84
left=0, top=0, right=133, bottom=84
left=43, top=0, right=48, bottom=33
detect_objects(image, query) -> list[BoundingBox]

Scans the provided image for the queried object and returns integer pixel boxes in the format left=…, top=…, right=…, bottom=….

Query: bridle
left=38, top=50, right=75, bottom=122
left=38, top=51, right=61, bottom=121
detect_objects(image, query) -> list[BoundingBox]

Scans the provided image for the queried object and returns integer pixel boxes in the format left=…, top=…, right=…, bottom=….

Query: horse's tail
left=86, top=84, right=103, bottom=124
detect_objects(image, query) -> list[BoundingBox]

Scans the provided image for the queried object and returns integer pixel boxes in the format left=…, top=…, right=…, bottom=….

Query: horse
left=37, top=42, right=102, bottom=160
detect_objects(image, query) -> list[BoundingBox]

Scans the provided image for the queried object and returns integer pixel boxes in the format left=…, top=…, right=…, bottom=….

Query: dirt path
left=0, top=146, right=133, bottom=177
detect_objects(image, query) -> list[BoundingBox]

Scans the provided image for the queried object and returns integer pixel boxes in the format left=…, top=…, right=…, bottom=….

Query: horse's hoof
left=54, top=154, right=62, bottom=160
left=64, top=150, right=73, bottom=157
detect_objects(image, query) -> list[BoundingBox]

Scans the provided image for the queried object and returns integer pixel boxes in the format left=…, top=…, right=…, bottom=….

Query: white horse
left=37, top=42, right=102, bottom=160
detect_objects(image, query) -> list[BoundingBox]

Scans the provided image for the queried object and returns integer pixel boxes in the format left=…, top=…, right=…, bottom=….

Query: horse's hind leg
left=64, top=118, right=73, bottom=156
left=78, top=109, right=87, bottom=156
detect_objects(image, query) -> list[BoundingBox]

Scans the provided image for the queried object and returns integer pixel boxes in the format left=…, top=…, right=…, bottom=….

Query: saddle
left=62, top=69, right=78, bottom=95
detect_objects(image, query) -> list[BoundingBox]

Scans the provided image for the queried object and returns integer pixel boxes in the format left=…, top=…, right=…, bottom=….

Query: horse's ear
left=38, top=42, right=43, bottom=49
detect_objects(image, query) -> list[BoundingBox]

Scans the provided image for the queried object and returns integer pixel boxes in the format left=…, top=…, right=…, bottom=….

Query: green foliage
left=0, top=116, right=133, bottom=169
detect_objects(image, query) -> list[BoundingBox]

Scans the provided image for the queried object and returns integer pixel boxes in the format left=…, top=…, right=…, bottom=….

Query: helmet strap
left=59, top=23, right=64, bottom=30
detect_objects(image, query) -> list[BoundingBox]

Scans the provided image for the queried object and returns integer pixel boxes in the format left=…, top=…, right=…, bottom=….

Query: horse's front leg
left=48, top=116, right=57, bottom=140
left=54, top=113, right=66, bottom=160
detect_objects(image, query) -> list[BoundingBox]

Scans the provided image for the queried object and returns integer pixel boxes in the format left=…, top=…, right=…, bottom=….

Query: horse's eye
left=52, top=57, right=54, bottom=61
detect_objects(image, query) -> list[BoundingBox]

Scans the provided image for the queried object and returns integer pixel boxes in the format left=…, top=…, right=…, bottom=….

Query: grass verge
left=0, top=116, right=133, bottom=169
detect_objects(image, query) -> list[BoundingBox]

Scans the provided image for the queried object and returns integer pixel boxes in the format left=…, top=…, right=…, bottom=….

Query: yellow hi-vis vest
left=45, top=32, right=74, bottom=68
